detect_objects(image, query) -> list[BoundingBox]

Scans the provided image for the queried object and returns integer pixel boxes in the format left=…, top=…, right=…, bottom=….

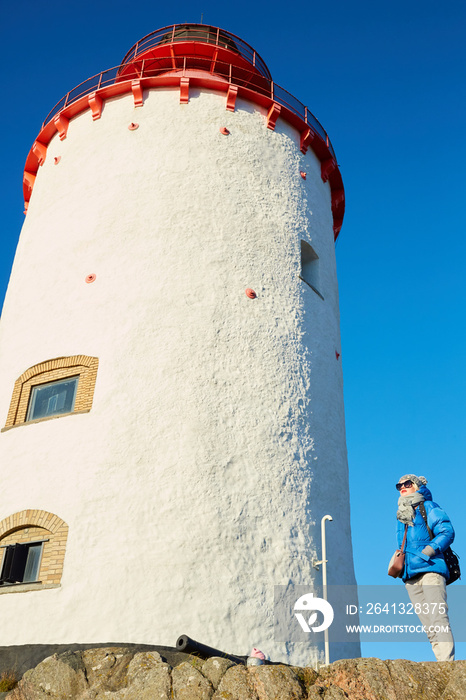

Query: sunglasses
left=396, top=480, right=414, bottom=491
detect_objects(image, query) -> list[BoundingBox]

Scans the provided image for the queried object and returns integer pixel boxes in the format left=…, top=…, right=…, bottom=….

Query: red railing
left=41, top=57, right=336, bottom=160
left=118, top=24, right=272, bottom=81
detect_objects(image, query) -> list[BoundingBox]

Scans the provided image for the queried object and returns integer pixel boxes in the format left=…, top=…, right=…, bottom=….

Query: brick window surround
left=3, top=355, right=98, bottom=430
left=0, top=510, right=68, bottom=590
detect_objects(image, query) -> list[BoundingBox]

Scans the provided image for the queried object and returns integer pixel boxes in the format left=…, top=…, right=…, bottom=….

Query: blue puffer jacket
left=396, top=485, right=455, bottom=582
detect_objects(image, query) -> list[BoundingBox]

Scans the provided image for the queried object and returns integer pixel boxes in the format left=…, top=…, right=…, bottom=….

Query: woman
left=396, top=473, right=455, bottom=661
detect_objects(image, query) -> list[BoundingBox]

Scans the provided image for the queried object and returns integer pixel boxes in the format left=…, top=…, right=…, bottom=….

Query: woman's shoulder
left=423, top=499, right=446, bottom=514
left=423, top=500, right=440, bottom=511
left=422, top=499, right=453, bottom=527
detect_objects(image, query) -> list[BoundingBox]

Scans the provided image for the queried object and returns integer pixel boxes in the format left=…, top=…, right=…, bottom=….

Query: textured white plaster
left=0, top=88, right=357, bottom=665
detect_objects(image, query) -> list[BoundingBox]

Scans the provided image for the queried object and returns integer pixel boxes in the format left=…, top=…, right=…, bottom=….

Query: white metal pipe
left=321, top=514, right=333, bottom=665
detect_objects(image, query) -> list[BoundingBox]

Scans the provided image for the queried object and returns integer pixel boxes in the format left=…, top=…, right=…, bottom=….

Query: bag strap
left=418, top=502, right=434, bottom=539
left=401, top=524, right=408, bottom=552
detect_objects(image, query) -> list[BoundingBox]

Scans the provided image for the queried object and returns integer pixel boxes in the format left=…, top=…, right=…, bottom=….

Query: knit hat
left=397, top=474, right=428, bottom=487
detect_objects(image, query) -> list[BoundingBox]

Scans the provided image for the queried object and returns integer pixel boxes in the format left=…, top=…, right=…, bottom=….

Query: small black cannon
left=176, top=634, right=246, bottom=665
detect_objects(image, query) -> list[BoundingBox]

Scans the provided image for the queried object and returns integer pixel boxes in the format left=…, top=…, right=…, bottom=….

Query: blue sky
left=1, top=0, right=465, bottom=663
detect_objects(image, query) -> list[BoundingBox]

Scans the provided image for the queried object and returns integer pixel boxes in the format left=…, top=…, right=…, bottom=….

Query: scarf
left=396, top=491, right=425, bottom=526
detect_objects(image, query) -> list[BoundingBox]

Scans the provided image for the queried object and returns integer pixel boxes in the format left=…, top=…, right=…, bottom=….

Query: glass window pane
left=23, top=543, right=43, bottom=582
left=27, top=377, right=79, bottom=421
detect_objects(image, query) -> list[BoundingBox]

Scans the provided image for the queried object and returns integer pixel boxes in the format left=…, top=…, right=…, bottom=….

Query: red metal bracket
left=32, top=141, right=47, bottom=166
left=333, top=220, right=343, bottom=239
left=321, top=158, right=336, bottom=182
left=226, top=85, right=238, bottom=112
left=180, top=77, right=190, bottom=104
left=331, top=189, right=345, bottom=212
left=23, top=171, right=36, bottom=192
left=88, top=92, right=103, bottom=121
left=266, top=103, right=281, bottom=130
left=53, top=114, right=69, bottom=141
left=300, top=128, right=315, bottom=154
left=132, top=79, right=144, bottom=107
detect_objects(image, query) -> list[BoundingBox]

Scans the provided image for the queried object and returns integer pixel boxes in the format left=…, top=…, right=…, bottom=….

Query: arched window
left=0, top=510, right=68, bottom=591
left=300, top=240, right=323, bottom=299
left=3, top=355, right=98, bottom=430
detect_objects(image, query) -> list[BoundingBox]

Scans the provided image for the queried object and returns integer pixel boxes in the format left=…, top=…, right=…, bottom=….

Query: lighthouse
left=0, top=25, right=357, bottom=666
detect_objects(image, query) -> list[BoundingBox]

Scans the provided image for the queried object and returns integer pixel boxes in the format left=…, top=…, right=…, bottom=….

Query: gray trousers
left=405, top=571, right=455, bottom=661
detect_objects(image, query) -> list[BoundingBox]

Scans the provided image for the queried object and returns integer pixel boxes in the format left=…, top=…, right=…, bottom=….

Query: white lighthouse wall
left=0, top=88, right=356, bottom=665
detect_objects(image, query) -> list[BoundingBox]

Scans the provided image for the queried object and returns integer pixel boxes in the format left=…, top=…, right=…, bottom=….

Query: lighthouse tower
left=0, top=25, right=357, bottom=665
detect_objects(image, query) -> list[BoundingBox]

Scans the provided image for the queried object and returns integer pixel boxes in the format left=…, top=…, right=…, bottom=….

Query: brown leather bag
left=388, top=525, right=408, bottom=578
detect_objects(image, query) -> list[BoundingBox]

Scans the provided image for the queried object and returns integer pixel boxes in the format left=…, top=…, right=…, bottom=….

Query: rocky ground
left=3, top=647, right=466, bottom=699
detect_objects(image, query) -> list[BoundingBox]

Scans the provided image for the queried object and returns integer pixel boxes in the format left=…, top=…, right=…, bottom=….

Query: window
left=300, top=240, right=323, bottom=299
left=26, top=376, right=79, bottom=421
left=3, top=355, right=98, bottom=429
left=0, top=510, right=68, bottom=592
left=0, top=542, right=44, bottom=585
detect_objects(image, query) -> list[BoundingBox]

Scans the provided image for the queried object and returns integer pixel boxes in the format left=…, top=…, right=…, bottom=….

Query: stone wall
left=4, top=648, right=466, bottom=699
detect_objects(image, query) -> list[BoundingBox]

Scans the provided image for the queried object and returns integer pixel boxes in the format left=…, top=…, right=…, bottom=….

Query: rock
left=172, top=661, right=214, bottom=700
left=8, top=648, right=171, bottom=700
left=314, top=657, right=395, bottom=699
left=212, top=664, right=257, bottom=700
left=443, top=660, right=466, bottom=699
left=305, top=657, right=466, bottom=700
left=307, top=686, right=346, bottom=700
left=201, top=658, right=235, bottom=690
left=81, top=647, right=135, bottom=694
left=249, top=665, right=306, bottom=700
left=291, top=666, right=318, bottom=694
left=387, top=658, right=451, bottom=699
left=107, top=652, right=172, bottom=700
left=6, top=647, right=466, bottom=700
left=11, top=651, right=88, bottom=699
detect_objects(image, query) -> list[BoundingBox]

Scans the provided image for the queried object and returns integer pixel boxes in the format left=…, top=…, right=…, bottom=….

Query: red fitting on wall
left=321, top=158, right=336, bottom=183
left=245, top=288, right=256, bottom=299
left=180, top=77, right=190, bottom=104
left=88, top=92, right=103, bottom=121
left=335, top=350, right=341, bottom=360
left=220, top=127, right=230, bottom=135
left=333, top=220, right=343, bottom=240
left=85, top=274, right=96, bottom=284
left=128, top=122, right=139, bottom=131
left=54, top=156, right=61, bottom=165
left=300, top=171, right=306, bottom=180
left=23, top=172, right=36, bottom=192
left=32, top=141, right=47, bottom=167
left=132, top=79, right=144, bottom=107
left=226, top=85, right=238, bottom=112
left=53, top=114, right=69, bottom=141
left=300, top=127, right=315, bottom=154
left=266, top=103, right=281, bottom=131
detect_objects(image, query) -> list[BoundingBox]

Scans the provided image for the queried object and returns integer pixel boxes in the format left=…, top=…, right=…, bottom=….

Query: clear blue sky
left=1, top=0, right=465, bottom=663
